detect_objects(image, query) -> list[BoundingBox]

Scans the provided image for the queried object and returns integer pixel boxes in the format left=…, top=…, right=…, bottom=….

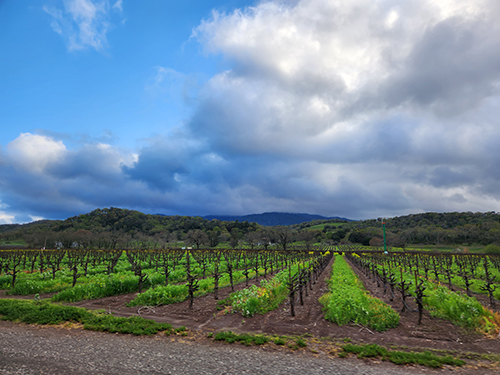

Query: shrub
left=483, top=244, right=500, bottom=255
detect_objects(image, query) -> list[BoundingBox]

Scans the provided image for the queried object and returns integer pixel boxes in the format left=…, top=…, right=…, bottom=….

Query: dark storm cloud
left=379, top=17, right=500, bottom=116
left=123, top=147, right=190, bottom=190
left=427, top=166, right=475, bottom=188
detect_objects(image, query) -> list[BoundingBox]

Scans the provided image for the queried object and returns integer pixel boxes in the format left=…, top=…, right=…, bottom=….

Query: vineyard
left=0, top=247, right=332, bottom=314
left=1, top=245, right=500, bottom=365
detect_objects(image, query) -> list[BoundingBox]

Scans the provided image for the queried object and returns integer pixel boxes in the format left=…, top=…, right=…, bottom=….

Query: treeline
left=355, top=211, right=500, bottom=231
left=56, top=207, right=260, bottom=235
left=0, top=208, right=327, bottom=251
left=17, top=226, right=323, bottom=251
left=2, top=208, right=500, bottom=249
left=346, top=212, right=500, bottom=247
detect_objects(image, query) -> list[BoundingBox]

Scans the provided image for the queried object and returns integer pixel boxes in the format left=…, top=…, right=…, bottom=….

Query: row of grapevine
left=228, top=250, right=333, bottom=316
left=0, top=248, right=328, bottom=309
left=342, top=247, right=500, bottom=333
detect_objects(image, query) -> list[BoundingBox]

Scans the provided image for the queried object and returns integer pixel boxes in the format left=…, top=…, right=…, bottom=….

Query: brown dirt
left=2, top=258, right=500, bottom=359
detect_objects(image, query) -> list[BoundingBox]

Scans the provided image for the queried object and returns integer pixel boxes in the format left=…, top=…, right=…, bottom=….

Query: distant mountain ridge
left=203, top=212, right=352, bottom=226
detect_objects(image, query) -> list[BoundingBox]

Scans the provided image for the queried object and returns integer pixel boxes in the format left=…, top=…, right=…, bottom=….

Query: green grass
left=273, top=337, right=286, bottom=345
left=229, top=264, right=300, bottom=317
left=51, top=273, right=144, bottom=302
left=341, top=343, right=466, bottom=368
left=307, top=223, right=345, bottom=230
left=369, top=256, right=499, bottom=333
left=0, top=239, right=26, bottom=246
left=320, top=255, right=399, bottom=331
left=422, top=281, right=497, bottom=332
left=213, top=330, right=269, bottom=346
left=127, top=268, right=263, bottom=307
left=402, top=244, right=485, bottom=253
left=0, top=299, right=174, bottom=335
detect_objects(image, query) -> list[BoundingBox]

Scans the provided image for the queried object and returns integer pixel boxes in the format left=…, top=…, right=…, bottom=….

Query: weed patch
left=341, top=343, right=466, bottom=368
left=213, top=331, right=269, bottom=346
left=320, top=256, right=399, bottom=331
left=0, top=299, right=174, bottom=336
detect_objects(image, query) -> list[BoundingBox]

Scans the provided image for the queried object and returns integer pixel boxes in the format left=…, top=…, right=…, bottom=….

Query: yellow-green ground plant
left=363, top=253, right=500, bottom=335
left=229, top=263, right=305, bottom=317
left=320, top=255, right=399, bottom=331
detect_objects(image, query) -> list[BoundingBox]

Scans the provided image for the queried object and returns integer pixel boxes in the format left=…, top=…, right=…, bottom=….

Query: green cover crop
left=320, top=255, right=399, bottom=331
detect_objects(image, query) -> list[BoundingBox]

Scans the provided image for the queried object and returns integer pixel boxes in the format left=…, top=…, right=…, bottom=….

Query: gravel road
left=0, top=321, right=480, bottom=375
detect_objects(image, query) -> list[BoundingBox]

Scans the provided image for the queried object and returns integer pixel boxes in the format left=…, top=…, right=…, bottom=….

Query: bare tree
left=244, top=231, right=260, bottom=249
left=274, top=226, right=294, bottom=251
left=297, top=231, right=318, bottom=251
left=229, top=229, right=242, bottom=248
left=185, top=229, right=208, bottom=249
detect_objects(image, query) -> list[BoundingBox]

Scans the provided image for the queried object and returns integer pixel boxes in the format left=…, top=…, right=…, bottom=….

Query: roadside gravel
left=0, top=321, right=439, bottom=375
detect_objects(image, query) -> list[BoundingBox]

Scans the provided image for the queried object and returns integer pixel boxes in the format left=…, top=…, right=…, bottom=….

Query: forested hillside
left=345, top=212, right=500, bottom=247
left=203, top=212, right=351, bottom=226
left=0, top=208, right=499, bottom=250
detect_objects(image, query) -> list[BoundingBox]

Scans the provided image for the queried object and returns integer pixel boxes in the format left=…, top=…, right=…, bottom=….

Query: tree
left=483, top=244, right=500, bottom=254
left=348, top=230, right=371, bottom=246
left=73, top=229, right=94, bottom=249
left=244, top=231, right=260, bottom=249
left=255, top=228, right=272, bottom=250
left=297, top=230, right=318, bottom=250
left=369, top=237, right=383, bottom=247
left=274, top=226, right=293, bottom=251
left=185, top=230, right=208, bottom=249
left=229, top=229, right=242, bottom=248
left=208, top=228, right=221, bottom=248
left=331, top=228, right=348, bottom=243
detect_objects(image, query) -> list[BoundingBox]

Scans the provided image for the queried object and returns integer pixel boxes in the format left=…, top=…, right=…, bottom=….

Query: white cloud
left=0, top=212, right=15, bottom=225
left=112, top=0, right=123, bottom=12
left=6, top=133, right=67, bottom=174
left=43, top=0, right=123, bottom=51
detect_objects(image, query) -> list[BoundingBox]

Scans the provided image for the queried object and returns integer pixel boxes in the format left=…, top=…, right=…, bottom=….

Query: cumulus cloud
left=0, top=133, right=135, bottom=220
left=4, top=0, right=500, bottom=221
left=6, top=133, right=67, bottom=174
left=184, top=0, right=500, bottom=217
left=43, top=0, right=123, bottom=51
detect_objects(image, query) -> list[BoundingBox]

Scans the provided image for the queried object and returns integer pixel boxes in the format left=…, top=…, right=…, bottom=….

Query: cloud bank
left=3, top=0, right=500, bottom=222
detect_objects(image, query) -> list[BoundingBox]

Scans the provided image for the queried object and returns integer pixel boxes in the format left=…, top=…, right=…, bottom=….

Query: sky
left=1, top=0, right=500, bottom=224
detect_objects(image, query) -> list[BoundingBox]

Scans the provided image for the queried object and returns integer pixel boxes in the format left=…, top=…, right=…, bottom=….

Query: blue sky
left=2, top=0, right=500, bottom=223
